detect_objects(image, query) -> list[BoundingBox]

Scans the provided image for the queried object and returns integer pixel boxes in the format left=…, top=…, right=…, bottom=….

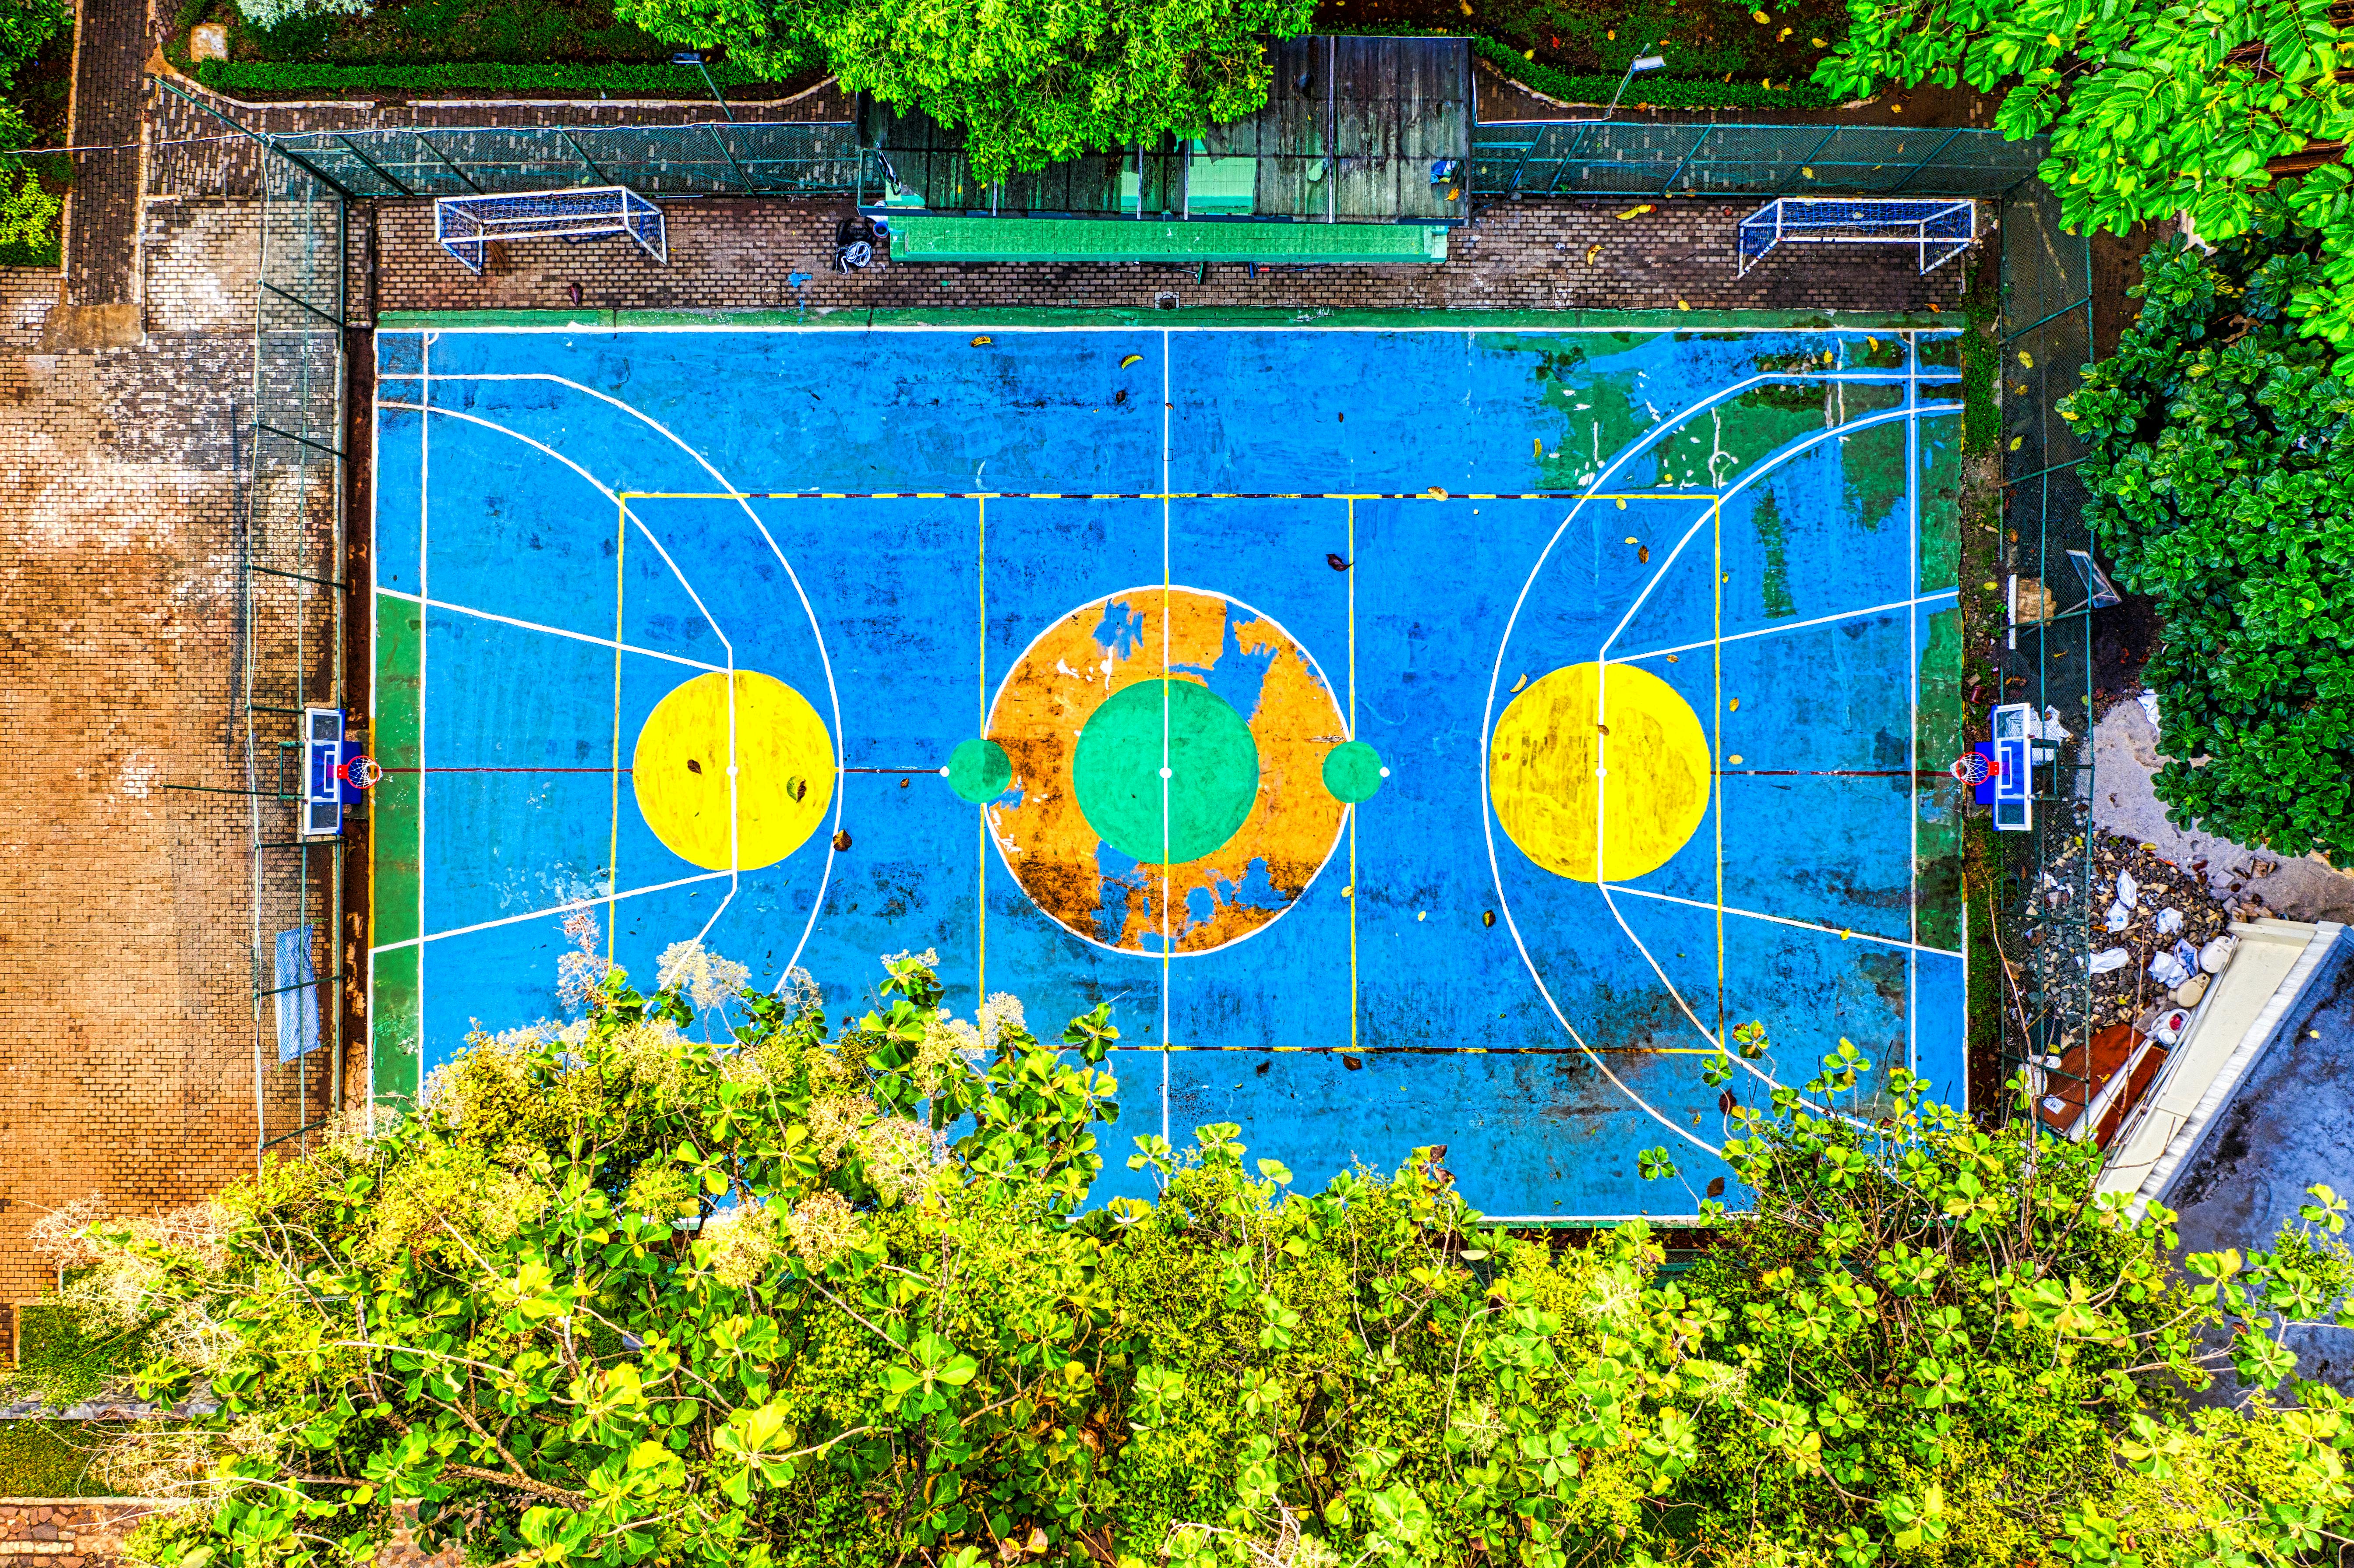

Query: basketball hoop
left=337, top=755, right=384, bottom=791
left=1950, top=751, right=1997, bottom=787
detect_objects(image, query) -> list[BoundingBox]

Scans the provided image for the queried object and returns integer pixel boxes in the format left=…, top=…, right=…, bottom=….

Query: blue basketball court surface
left=368, top=312, right=1968, bottom=1220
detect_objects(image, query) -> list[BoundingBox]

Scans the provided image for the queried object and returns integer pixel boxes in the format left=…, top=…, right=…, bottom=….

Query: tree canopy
left=611, top=0, right=1313, bottom=179
left=21, top=938, right=2354, bottom=1568
left=2062, top=219, right=2354, bottom=863
left=1815, top=0, right=2354, bottom=371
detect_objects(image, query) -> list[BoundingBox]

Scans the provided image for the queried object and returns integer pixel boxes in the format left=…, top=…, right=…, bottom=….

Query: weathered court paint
left=368, top=316, right=1967, bottom=1220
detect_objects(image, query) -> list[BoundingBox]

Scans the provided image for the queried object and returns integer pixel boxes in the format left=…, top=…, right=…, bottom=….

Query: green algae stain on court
left=1840, top=418, right=1912, bottom=533
left=1481, top=334, right=1653, bottom=490
left=371, top=591, right=425, bottom=1110
left=1916, top=412, right=1963, bottom=593
left=1752, top=489, right=1797, bottom=620
left=1914, top=604, right=1967, bottom=951
left=1073, top=680, right=1260, bottom=864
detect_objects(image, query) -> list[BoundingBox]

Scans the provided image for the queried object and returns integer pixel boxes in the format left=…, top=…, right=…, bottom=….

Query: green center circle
left=1073, top=679, right=1260, bottom=864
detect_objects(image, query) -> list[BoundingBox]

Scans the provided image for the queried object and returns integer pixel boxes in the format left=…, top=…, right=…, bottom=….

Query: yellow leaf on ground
left=1426, top=486, right=1448, bottom=499
left=1624, top=536, right=1638, bottom=544
left=2010, top=436, right=2023, bottom=451
left=1524, top=48, right=1534, bottom=58
left=1585, top=243, right=1602, bottom=262
left=1729, top=697, right=1740, bottom=711
left=1119, top=353, right=1142, bottom=368
left=2018, top=349, right=2035, bottom=367
left=1777, top=26, right=1791, bottom=39
left=1615, top=498, right=1627, bottom=510
left=971, top=336, right=992, bottom=346
left=1751, top=8, right=1768, bottom=20
left=1812, top=36, right=1827, bottom=46
left=1730, top=754, right=1745, bottom=764
left=1801, top=166, right=1814, bottom=178
left=1535, top=438, right=1544, bottom=460
left=1676, top=299, right=1690, bottom=310
left=1615, top=203, right=1655, bottom=218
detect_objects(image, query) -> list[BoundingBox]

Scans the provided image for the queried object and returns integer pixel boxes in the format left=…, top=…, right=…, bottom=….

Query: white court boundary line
left=375, top=400, right=740, bottom=957
left=374, top=585, right=728, bottom=673
left=1484, top=371, right=1961, bottom=1152
left=1589, top=400, right=1960, bottom=1076
left=1600, top=883, right=1961, bottom=957
left=1612, top=587, right=1959, bottom=664
left=406, top=370, right=847, bottom=979
left=372, top=871, right=731, bottom=954
left=384, top=322, right=1971, bottom=339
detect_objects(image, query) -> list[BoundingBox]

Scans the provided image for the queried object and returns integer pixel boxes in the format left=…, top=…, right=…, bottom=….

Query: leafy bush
left=0, top=0, right=69, bottom=265
left=41, top=936, right=2354, bottom=1567
left=1467, top=35, right=1835, bottom=110
left=2061, top=220, right=2354, bottom=864
left=1814, top=0, right=2354, bottom=373
left=191, top=56, right=762, bottom=94
left=0, top=1420, right=117, bottom=1498
left=228, top=0, right=368, bottom=38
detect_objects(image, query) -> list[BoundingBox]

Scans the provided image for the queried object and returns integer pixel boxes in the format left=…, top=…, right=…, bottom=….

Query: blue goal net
left=1736, top=197, right=1977, bottom=276
left=434, top=186, right=666, bottom=274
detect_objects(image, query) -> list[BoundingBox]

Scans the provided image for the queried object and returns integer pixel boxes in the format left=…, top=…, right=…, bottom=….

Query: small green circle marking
left=1322, top=740, right=1387, bottom=803
left=1073, top=680, right=1259, bottom=864
left=946, top=738, right=1013, bottom=804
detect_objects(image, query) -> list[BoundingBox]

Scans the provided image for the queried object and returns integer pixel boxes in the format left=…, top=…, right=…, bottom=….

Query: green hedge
left=190, top=59, right=770, bottom=97
left=0, top=1420, right=117, bottom=1498
left=1468, top=35, right=1838, bottom=109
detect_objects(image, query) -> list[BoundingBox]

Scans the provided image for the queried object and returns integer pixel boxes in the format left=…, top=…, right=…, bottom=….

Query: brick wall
left=371, top=195, right=1972, bottom=318
left=0, top=1500, right=179, bottom=1566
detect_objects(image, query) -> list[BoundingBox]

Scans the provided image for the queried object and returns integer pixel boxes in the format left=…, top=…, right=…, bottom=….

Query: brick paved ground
left=59, top=0, right=145, bottom=306
left=0, top=201, right=336, bottom=1308
left=370, top=194, right=1972, bottom=317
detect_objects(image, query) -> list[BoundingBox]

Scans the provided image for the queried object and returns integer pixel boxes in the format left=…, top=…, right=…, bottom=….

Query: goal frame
left=1736, top=196, right=1977, bottom=278
left=434, top=186, right=667, bottom=275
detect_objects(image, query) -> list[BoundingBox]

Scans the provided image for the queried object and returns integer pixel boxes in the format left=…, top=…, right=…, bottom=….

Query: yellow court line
left=1712, top=498, right=1725, bottom=1040
left=609, top=493, right=626, bottom=965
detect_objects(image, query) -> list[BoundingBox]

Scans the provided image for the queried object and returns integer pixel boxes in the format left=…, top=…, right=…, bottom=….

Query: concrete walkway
left=2090, top=700, right=2354, bottom=926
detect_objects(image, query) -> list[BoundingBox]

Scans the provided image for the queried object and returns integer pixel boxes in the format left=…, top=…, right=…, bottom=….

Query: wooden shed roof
left=861, top=35, right=1472, bottom=225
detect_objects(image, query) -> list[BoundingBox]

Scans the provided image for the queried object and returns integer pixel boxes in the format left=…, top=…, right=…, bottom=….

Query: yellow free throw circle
left=632, top=671, right=834, bottom=872
left=1489, top=662, right=1710, bottom=882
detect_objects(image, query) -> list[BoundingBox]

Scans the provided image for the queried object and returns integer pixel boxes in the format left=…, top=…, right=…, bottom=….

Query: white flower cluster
left=232, top=0, right=368, bottom=31
left=656, top=938, right=752, bottom=1013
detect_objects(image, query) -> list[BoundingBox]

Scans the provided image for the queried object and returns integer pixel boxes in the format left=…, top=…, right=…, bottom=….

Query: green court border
left=375, top=306, right=1961, bottom=333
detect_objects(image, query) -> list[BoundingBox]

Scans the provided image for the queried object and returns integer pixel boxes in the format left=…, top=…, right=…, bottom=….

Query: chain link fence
left=244, top=148, right=350, bottom=1155
left=1468, top=121, right=2046, bottom=198
left=1990, top=176, right=2100, bottom=1103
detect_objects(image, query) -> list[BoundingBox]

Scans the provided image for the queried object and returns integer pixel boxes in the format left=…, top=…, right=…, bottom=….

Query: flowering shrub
left=23, top=940, right=2354, bottom=1567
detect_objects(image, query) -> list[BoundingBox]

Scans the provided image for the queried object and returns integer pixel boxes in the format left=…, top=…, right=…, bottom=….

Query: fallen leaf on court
left=1119, top=353, right=1142, bottom=368
left=2018, top=349, right=2035, bottom=368
left=1718, top=1091, right=1736, bottom=1115
left=1729, top=754, right=1743, bottom=764
left=971, top=335, right=992, bottom=346
left=1676, top=299, right=1690, bottom=310
left=1707, top=1176, right=1727, bottom=1197
left=1615, top=497, right=1627, bottom=510
left=1596, top=722, right=1611, bottom=736
left=1342, top=1054, right=1364, bottom=1069
left=1927, top=303, right=1942, bottom=312
left=1326, top=552, right=1351, bottom=571
left=786, top=775, right=807, bottom=802
left=1624, top=536, right=1638, bottom=544
left=1841, top=929, right=1853, bottom=939
left=1534, top=438, right=1544, bottom=460
left=1585, top=243, right=1602, bottom=262
left=832, top=829, right=852, bottom=852
left=1638, top=545, right=1651, bottom=562
left=686, top=758, right=702, bottom=774
left=1800, top=166, right=1814, bottom=178
left=1729, top=697, right=1740, bottom=711
left=1666, top=654, right=1678, bottom=662
left=2009, top=435, right=2023, bottom=451
left=1426, top=486, right=1448, bottom=499
left=1482, top=909, right=1496, bottom=927
left=1866, top=336, right=1879, bottom=352
left=1615, top=203, right=1655, bottom=219
left=1510, top=672, right=1528, bottom=693
left=1447, top=187, right=1461, bottom=201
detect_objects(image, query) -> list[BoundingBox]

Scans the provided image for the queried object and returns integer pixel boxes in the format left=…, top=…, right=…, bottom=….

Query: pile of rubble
left=2046, top=831, right=2246, bottom=1032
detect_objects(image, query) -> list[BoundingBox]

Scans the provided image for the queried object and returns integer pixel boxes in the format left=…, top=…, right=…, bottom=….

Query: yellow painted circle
left=1489, top=662, right=1709, bottom=882
left=632, top=671, right=834, bottom=872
